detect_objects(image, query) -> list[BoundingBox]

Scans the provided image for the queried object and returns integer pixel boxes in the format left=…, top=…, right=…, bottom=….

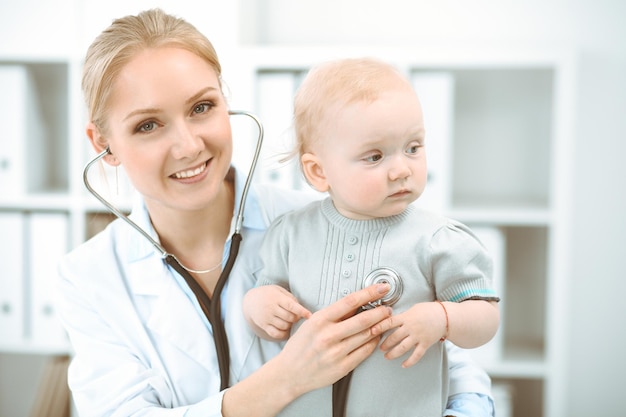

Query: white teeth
left=173, top=162, right=206, bottom=179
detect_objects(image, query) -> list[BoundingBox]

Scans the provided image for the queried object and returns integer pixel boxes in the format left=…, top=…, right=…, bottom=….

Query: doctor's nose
left=171, top=122, right=204, bottom=159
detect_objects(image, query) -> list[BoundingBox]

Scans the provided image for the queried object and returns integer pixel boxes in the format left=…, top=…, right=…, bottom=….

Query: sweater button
left=342, top=269, right=352, bottom=278
left=347, top=236, right=358, bottom=245
left=345, top=253, right=355, bottom=262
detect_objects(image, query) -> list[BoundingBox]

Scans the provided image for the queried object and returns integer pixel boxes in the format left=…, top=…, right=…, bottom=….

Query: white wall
left=238, top=0, right=626, bottom=415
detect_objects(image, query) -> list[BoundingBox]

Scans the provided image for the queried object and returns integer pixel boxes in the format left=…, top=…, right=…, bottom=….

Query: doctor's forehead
left=108, top=48, right=222, bottom=114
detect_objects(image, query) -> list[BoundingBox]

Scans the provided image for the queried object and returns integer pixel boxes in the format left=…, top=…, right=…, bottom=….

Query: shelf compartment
left=0, top=211, right=71, bottom=354
left=502, top=226, right=548, bottom=354
left=84, top=211, right=123, bottom=240
left=0, top=62, right=69, bottom=196
left=466, top=225, right=548, bottom=377
left=447, top=68, right=555, bottom=210
left=492, top=377, right=544, bottom=417
left=450, top=206, right=552, bottom=226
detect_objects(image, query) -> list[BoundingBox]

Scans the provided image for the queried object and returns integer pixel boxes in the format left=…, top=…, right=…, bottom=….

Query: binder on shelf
left=85, top=211, right=118, bottom=240
left=0, top=212, right=25, bottom=347
left=255, top=71, right=302, bottom=190
left=27, top=212, right=71, bottom=349
left=0, top=65, right=36, bottom=196
left=29, top=355, right=70, bottom=417
left=468, top=226, right=506, bottom=367
left=410, top=71, right=455, bottom=213
left=491, top=383, right=514, bottom=417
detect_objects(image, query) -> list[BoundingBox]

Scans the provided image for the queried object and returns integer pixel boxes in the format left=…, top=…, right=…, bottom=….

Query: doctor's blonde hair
left=82, top=8, right=222, bottom=134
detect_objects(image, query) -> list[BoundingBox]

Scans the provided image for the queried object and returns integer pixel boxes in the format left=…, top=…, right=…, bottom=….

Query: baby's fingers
left=284, top=300, right=312, bottom=320
left=263, top=324, right=292, bottom=341
left=382, top=335, right=427, bottom=368
left=378, top=325, right=405, bottom=352
left=401, top=346, right=428, bottom=368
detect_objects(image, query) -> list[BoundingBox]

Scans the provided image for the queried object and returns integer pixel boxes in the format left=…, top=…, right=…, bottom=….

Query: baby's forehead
left=327, top=83, right=418, bottom=116
left=330, top=72, right=413, bottom=103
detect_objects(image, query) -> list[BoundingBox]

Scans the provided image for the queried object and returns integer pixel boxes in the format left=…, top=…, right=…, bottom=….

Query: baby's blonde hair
left=82, top=8, right=222, bottom=134
left=293, top=57, right=412, bottom=157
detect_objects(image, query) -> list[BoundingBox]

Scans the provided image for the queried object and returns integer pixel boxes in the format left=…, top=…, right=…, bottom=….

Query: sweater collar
left=320, top=197, right=414, bottom=232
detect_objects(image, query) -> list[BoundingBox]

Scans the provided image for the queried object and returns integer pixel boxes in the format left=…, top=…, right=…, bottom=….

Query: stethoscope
left=83, top=110, right=263, bottom=391
left=82, top=109, right=405, bottom=415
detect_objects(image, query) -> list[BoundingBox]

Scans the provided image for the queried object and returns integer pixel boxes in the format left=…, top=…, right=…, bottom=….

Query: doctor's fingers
left=323, top=283, right=391, bottom=322
left=337, top=335, right=381, bottom=378
left=370, top=311, right=404, bottom=337
left=299, top=312, right=383, bottom=378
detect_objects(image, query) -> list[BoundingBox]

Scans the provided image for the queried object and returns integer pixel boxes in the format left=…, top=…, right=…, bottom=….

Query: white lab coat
left=56, top=168, right=491, bottom=417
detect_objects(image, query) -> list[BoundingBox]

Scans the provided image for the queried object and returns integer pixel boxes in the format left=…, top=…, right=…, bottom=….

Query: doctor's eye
left=136, top=120, right=158, bottom=133
left=192, top=102, right=214, bottom=115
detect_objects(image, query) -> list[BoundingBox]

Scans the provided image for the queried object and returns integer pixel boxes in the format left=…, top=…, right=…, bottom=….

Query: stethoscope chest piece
left=361, top=267, right=403, bottom=310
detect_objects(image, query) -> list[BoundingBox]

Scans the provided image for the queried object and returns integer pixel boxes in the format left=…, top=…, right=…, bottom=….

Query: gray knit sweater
left=258, top=197, right=498, bottom=417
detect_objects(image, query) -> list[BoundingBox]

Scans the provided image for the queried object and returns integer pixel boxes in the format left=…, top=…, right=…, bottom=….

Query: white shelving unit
left=0, top=6, right=575, bottom=414
left=227, top=45, right=576, bottom=417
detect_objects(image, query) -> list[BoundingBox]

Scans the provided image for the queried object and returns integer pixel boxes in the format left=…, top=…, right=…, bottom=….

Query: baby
left=243, top=57, right=500, bottom=416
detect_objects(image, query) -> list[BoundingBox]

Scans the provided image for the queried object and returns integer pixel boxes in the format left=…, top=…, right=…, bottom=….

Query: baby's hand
left=377, top=302, right=446, bottom=368
left=243, top=285, right=311, bottom=341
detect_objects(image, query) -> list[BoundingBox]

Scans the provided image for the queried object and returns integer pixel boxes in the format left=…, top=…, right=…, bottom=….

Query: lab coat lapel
left=123, top=201, right=216, bottom=372
left=127, top=255, right=217, bottom=372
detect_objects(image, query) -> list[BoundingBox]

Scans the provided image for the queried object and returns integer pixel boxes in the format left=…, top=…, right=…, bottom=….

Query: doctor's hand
left=376, top=301, right=447, bottom=368
left=242, top=285, right=311, bottom=341
left=222, top=284, right=392, bottom=417
left=275, top=283, right=392, bottom=394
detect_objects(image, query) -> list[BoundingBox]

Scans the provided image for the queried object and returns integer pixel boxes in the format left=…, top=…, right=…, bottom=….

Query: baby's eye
left=406, top=144, right=422, bottom=155
left=365, top=153, right=383, bottom=163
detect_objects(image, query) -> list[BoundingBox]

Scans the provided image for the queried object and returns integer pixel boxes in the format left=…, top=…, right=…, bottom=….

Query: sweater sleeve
left=256, top=214, right=291, bottom=289
left=428, top=220, right=500, bottom=303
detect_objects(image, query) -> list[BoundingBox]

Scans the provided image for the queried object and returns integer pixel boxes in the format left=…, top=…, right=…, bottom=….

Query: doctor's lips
left=171, top=160, right=209, bottom=179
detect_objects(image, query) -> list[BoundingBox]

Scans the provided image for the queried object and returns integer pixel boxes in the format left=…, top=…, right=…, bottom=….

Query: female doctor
left=55, top=8, right=494, bottom=417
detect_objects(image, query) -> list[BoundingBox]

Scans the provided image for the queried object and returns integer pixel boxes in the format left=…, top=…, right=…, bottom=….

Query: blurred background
left=0, top=0, right=624, bottom=416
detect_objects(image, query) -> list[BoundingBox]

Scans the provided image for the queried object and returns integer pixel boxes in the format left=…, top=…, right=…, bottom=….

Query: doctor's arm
left=444, top=342, right=496, bottom=417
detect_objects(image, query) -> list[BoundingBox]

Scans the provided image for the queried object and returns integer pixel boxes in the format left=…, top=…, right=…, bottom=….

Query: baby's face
left=312, top=87, right=428, bottom=219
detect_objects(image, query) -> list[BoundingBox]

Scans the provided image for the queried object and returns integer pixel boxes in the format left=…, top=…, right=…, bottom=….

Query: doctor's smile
left=171, top=160, right=209, bottom=181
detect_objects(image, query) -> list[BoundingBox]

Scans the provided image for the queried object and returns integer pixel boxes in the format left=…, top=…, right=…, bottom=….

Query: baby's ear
left=86, top=122, right=120, bottom=166
left=301, top=153, right=329, bottom=192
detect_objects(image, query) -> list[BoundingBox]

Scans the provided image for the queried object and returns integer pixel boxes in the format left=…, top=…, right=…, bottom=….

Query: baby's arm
left=243, top=285, right=312, bottom=341
left=378, top=299, right=499, bottom=368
